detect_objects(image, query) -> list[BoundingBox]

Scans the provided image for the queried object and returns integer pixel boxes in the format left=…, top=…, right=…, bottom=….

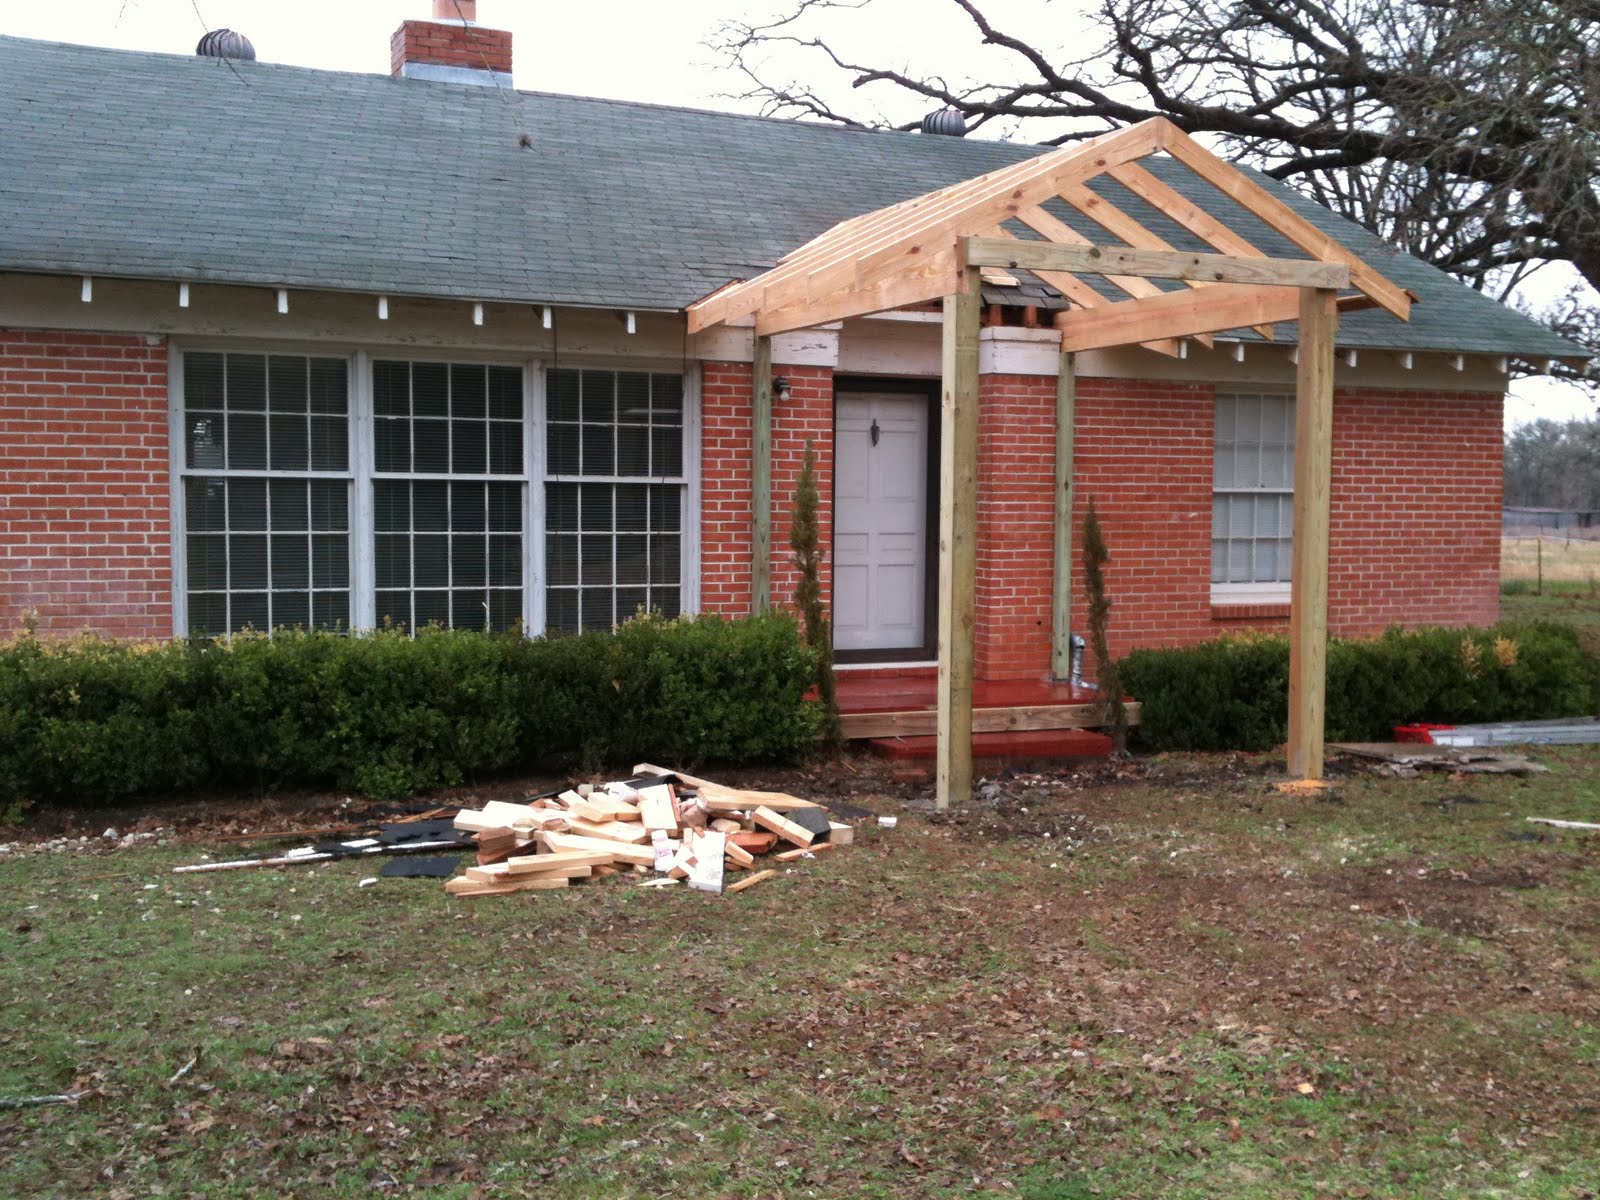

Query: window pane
left=268, top=356, right=308, bottom=412
left=487, top=482, right=521, bottom=532
left=374, top=480, right=408, bottom=532
left=271, top=535, right=309, bottom=589
left=233, top=591, right=269, bottom=631
left=188, top=534, right=227, bottom=590
left=546, top=533, right=577, bottom=586
left=414, top=535, right=449, bottom=587
left=651, top=426, right=682, bottom=477
left=374, top=418, right=410, bottom=473
left=581, top=588, right=614, bottom=631
left=414, top=589, right=449, bottom=629
left=313, top=591, right=349, bottom=630
left=187, top=478, right=227, bottom=531
left=227, top=355, right=267, bottom=411
left=488, top=420, right=521, bottom=474
left=452, top=364, right=487, bottom=419
left=581, top=424, right=614, bottom=475
left=548, top=368, right=580, bottom=423
left=413, top=481, right=449, bottom=531
left=309, top=416, right=348, bottom=472
left=413, top=419, right=449, bottom=473
left=273, top=591, right=310, bottom=630
left=546, top=589, right=577, bottom=635
left=309, top=358, right=347, bottom=415
left=452, top=482, right=486, bottom=532
left=228, top=413, right=267, bottom=470
left=413, top=362, right=449, bottom=417
left=188, top=592, right=227, bottom=638
left=373, top=360, right=409, bottom=416
left=270, top=479, right=308, bottom=531
left=452, top=418, right=487, bottom=474
left=580, top=370, right=614, bottom=423
left=228, top=478, right=267, bottom=531
left=186, top=414, right=226, bottom=471
left=269, top=414, right=308, bottom=472
left=488, top=589, right=522, bottom=632
left=1211, top=393, right=1294, bottom=586
left=230, top=535, right=268, bottom=590
left=547, top=423, right=580, bottom=474
left=185, top=353, right=225, bottom=410
left=452, top=537, right=486, bottom=587
left=489, top=366, right=522, bottom=420
left=489, top=535, right=521, bottom=586
left=312, top=534, right=349, bottom=589
left=452, top=590, right=488, bottom=632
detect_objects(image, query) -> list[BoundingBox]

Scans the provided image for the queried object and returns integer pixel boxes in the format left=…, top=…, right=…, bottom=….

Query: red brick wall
left=0, top=330, right=172, bottom=639
left=1328, top=387, right=1501, bottom=630
left=975, top=374, right=1058, bottom=680
left=698, top=361, right=834, bottom=618
left=390, top=19, right=512, bottom=75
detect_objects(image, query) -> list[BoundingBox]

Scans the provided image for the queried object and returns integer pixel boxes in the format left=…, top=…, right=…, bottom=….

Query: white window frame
left=538, top=362, right=700, bottom=633
left=168, top=345, right=358, bottom=638
left=169, top=343, right=701, bottom=637
left=1211, top=390, right=1294, bottom=605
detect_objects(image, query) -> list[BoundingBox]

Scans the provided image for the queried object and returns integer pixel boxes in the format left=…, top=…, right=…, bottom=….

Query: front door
left=833, top=387, right=934, bottom=659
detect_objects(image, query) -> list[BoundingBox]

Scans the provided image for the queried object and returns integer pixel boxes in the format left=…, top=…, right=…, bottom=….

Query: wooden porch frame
left=685, top=116, right=1409, bottom=809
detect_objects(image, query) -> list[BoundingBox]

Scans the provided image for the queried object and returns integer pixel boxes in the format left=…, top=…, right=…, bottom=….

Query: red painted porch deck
left=835, top=671, right=1134, bottom=761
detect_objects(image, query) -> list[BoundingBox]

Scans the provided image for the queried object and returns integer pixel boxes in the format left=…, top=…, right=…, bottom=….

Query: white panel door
left=834, top=391, right=929, bottom=653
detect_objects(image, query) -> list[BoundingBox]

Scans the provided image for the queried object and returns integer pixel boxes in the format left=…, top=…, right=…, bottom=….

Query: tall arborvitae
left=789, top=439, right=842, bottom=747
left=1082, top=497, right=1128, bottom=755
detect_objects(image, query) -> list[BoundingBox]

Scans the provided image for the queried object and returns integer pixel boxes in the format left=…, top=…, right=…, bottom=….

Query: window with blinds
left=544, top=369, right=684, bottom=633
left=1212, top=393, right=1294, bottom=587
left=372, top=361, right=525, bottom=633
left=181, top=352, right=351, bottom=635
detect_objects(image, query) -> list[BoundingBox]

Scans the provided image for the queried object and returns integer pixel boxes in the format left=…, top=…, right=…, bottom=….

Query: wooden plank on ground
left=542, top=832, right=655, bottom=867
left=724, top=839, right=756, bottom=868
left=444, top=874, right=572, bottom=897
left=774, top=842, right=836, bottom=862
left=724, top=869, right=777, bottom=895
left=567, top=818, right=651, bottom=845
left=505, top=848, right=617, bottom=875
left=753, top=806, right=817, bottom=849
left=826, top=821, right=855, bottom=846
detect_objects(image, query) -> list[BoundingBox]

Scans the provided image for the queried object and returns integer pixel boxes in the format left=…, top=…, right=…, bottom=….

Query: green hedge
left=0, top=613, right=822, bottom=807
left=1118, top=623, right=1596, bottom=752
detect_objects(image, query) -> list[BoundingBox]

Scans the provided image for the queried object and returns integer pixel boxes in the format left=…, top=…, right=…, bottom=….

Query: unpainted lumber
left=710, top=818, right=743, bottom=834
left=826, top=821, right=855, bottom=846
left=586, top=793, right=641, bottom=821
left=542, top=831, right=655, bottom=867
left=724, top=839, right=756, bottom=868
left=444, top=874, right=572, bottom=897
left=753, top=805, right=817, bottom=849
left=637, top=783, right=679, bottom=833
left=724, top=869, right=777, bottom=895
left=505, top=848, right=617, bottom=874
left=774, top=842, right=836, bottom=862
left=559, top=790, right=614, bottom=824
left=631, top=762, right=821, bottom=812
left=567, top=818, right=651, bottom=845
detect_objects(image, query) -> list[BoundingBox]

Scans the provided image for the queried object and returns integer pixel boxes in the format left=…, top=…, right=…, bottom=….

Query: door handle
left=869, top=419, right=880, bottom=447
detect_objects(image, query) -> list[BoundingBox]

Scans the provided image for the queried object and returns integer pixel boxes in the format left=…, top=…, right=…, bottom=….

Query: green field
left=3, top=752, right=1599, bottom=1198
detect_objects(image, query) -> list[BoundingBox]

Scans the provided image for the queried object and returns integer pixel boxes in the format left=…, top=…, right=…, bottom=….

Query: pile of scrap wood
left=446, top=763, right=853, bottom=898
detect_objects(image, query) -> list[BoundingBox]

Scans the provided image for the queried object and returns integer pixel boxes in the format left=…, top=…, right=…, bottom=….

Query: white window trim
left=168, top=344, right=358, bottom=638
left=1210, top=390, right=1295, bottom=605
left=169, top=344, right=702, bottom=637
left=537, top=363, right=700, bottom=632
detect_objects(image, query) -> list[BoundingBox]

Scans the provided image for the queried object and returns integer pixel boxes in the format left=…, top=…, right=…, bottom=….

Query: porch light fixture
left=773, top=375, right=792, bottom=403
left=178, top=282, right=190, bottom=308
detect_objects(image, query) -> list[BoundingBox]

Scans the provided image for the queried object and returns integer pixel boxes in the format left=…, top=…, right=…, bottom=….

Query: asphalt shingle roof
left=0, top=34, right=1583, bottom=359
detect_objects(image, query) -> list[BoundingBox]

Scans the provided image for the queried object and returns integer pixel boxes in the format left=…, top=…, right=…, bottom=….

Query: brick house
left=0, top=7, right=1586, bottom=691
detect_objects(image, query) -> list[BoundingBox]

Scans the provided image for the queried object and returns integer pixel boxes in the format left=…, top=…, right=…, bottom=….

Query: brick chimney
left=391, top=1, right=512, bottom=87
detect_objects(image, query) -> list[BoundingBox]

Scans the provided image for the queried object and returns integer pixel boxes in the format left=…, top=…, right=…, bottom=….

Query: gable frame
left=686, top=117, right=1413, bottom=811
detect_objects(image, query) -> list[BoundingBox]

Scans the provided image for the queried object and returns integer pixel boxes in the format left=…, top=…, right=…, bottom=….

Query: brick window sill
left=1211, top=602, right=1291, bottom=621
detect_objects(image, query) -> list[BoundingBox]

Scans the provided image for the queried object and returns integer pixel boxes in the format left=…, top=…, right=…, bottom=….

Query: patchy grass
left=3, top=752, right=1600, bottom=1198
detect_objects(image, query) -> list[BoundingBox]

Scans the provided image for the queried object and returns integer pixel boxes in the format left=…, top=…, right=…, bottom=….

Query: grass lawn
left=3, top=753, right=1599, bottom=1198
left=1503, top=535, right=1600, bottom=589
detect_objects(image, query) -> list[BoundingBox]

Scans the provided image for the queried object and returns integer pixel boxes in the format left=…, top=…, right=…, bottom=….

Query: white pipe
left=178, top=283, right=190, bottom=308
left=276, top=289, right=289, bottom=315
left=377, top=295, right=389, bottom=320
left=80, top=276, right=92, bottom=303
left=472, top=302, right=484, bottom=326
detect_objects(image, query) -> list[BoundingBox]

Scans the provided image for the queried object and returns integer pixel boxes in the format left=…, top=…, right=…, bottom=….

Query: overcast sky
left=1, top=0, right=1590, bottom=430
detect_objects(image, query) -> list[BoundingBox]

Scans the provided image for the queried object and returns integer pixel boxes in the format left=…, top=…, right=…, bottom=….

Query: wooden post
left=937, top=267, right=981, bottom=811
left=752, top=335, right=773, bottom=614
left=1051, top=348, right=1078, bottom=679
left=1287, top=288, right=1338, bottom=779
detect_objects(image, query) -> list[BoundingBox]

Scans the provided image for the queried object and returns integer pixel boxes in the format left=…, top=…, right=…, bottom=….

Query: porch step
left=838, top=700, right=1140, bottom=741
left=866, top=729, right=1115, bottom=762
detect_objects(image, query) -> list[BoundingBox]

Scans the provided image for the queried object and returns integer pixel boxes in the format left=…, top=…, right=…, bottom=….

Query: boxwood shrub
left=0, top=612, right=822, bottom=807
left=1118, top=622, right=1596, bottom=752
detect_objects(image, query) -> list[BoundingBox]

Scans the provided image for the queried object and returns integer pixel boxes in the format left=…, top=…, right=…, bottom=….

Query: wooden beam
left=966, top=238, right=1352, bottom=290
left=1157, top=126, right=1411, bottom=320
left=840, top=699, right=1144, bottom=740
left=1287, top=288, right=1338, bottom=780
left=937, top=268, right=982, bottom=811
left=753, top=248, right=964, bottom=337
left=688, top=120, right=1167, bottom=333
left=1104, top=161, right=1269, bottom=259
left=1055, top=282, right=1302, bottom=351
left=1052, top=348, right=1078, bottom=679
left=752, top=335, right=773, bottom=614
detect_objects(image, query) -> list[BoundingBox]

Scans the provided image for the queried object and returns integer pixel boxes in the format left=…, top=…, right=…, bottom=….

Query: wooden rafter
left=686, top=116, right=1409, bottom=342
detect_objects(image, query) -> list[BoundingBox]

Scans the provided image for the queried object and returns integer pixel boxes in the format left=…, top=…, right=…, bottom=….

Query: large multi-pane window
left=1212, top=392, right=1294, bottom=589
left=181, top=352, right=351, bottom=634
left=372, top=361, right=525, bottom=632
left=176, top=354, right=690, bottom=637
left=544, top=368, right=685, bottom=633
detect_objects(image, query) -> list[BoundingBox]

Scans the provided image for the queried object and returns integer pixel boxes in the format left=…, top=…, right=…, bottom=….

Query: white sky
left=1, top=0, right=1591, bottom=430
